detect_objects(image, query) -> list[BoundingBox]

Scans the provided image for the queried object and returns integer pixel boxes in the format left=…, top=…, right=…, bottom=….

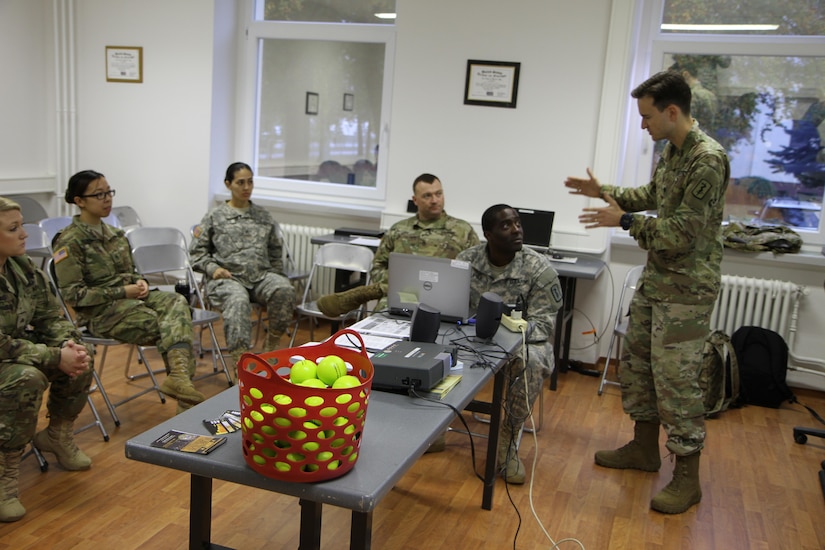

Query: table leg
left=299, top=499, right=323, bottom=550
left=350, top=510, right=373, bottom=549
left=482, top=365, right=506, bottom=510
left=190, top=474, right=232, bottom=550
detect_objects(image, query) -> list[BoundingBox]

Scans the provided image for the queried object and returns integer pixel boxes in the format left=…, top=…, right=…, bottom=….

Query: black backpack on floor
left=730, top=326, right=795, bottom=408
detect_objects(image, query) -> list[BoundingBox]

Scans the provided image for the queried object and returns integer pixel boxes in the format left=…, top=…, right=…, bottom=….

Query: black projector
left=369, top=341, right=454, bottom=391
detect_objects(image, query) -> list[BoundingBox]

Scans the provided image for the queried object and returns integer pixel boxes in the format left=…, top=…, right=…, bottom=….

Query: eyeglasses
left=80, top=189, right=116, bottom=200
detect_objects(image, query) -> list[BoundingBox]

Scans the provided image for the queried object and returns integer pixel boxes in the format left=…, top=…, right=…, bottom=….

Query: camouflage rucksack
left=700, top=330, right=741, bottom=417
left=722, top=222, right=803, bottom=254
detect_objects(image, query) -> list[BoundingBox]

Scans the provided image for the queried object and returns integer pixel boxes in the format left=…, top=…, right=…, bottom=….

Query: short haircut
left=412, top=173, right=439, bottom=193
left=631, top=70, right=692, bottom=116
left=481, top=204, right=513, bottom=232
left=65, top=170, right=106, bottom=204
left=0, top=197, right=21, bottom=213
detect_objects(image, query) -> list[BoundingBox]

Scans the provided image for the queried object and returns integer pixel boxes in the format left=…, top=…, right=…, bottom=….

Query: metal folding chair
left=38, top=216, right=73, bottom=247
left=598, top=265, right=644, bottom=395
left=130, top=234, right=233, bottom=386
left=14, top=196, right=49, bottom=224
left=289, top=242, right=374, bottom=346
left=111, top=205, right=143, bottom=231
left=24, top=223, right=51, bottom=268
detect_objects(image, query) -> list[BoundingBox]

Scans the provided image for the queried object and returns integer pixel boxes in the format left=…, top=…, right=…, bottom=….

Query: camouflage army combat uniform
left=53, top=218, right=194, bottom=355
left=189, top=202, right=296, bottom=354
left=315, top=211, right=479, bottom=317
left=53, top=217, right=203, bottom=410
left=457, top=243, right=563, bottom=479
left=0, top=253, right=96, bottom=521
left=0, top=255, right=92, bottom=451
left=600, top=124, right=729, bottom=457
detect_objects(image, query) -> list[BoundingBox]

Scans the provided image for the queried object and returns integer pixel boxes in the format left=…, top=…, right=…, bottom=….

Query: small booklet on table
left=150, top=430, right=227, bottom=455
left=420, top=374, right=462, bottom=400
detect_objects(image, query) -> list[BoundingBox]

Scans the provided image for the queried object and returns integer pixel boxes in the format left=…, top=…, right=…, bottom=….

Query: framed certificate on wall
left=106, top=46, right=143, bottom=83
left=463, top=59, right=520, bottom=108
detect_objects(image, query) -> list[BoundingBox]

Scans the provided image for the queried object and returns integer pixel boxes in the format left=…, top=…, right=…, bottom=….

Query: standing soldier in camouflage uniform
left=0, top=197, right=93, bottom=522
left=457, top=205, right=563, bottom=485
left=566, top=70, right=729, bottom=514
left=54, top=170, right=204, bottom=414
left=189, top=162, right=296, bottom=372
left=317, top=173, right=479, bottom=316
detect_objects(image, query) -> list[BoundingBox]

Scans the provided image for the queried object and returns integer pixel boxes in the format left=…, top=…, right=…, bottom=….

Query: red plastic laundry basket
left=238, top=329, right=373, bottom=482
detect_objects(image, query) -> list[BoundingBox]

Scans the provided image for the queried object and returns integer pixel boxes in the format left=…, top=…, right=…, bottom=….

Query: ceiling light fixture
left=374, top=13, right=397, bottom=20
left=662, top=23, right=779, bottom=31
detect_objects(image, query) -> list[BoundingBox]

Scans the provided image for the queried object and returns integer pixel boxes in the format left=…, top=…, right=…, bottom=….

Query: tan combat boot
left=650, top=451, right=702, bottom=513
left=0, top=450, right=25, bottom=522
left=316, top=283, right=383, bottom=317
left=497, top=440, right=525, bottom=484
left=594, top=421, right=662, bottom=472
left=33, top=417, right=92, bottom=471
left=160, top=347, right=205, bottom=411
left=264, top=330, right=283, bottom=352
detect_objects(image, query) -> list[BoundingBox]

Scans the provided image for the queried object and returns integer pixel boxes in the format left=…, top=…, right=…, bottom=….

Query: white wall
left=0, top=0, right=56, bottom=210
left=72, top=0, right=215, bottom=231
left=386, top=0, right=610, bottom=256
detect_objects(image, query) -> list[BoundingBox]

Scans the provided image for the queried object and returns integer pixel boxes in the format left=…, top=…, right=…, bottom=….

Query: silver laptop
left=387, top=252, right=472, bottom=323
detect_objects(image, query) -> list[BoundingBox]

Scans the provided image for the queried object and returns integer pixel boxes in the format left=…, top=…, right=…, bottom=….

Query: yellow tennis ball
left=317, top=355, right=347, bottom=385
left=304, top=395, right=324, bottom=407
left=299, top=378, right=328, bottom=389
left=273, top=394, right=292, bottom=406
left=290, top=360, right=318, bottom=384
left=317, top=451, right=333, bottom=461
left=288, top=407, right=307, bottom=418
left=331, top=375, right=361, bottom=389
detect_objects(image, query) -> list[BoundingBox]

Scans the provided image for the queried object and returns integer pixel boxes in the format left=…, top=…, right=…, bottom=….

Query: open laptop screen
left=387, top=252, right=472, bottom=323
left=515, top=207, right=555, bottom=249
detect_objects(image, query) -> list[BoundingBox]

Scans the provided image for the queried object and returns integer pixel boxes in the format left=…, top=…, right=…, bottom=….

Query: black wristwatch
left=620, top=213, right=633, bottom=231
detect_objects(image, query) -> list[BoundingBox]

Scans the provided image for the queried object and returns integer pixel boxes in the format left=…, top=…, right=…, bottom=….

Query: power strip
left=501, top=314, right=528, bottom=333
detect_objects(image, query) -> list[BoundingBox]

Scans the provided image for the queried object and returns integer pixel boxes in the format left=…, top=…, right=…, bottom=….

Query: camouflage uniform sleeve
left=265, top=213, right=286, bottom=275
left=0, top=260, right=70, bottom=368
left=370, top=226, right=397, bottom=285
left=524, top=258, right=564, bottom=343
left=28, top=268, right=82, bottom=366
left=188, top=211, right=220, bottom=278
left=53, top=231, right=127, bottom=308
left=602, top=182, right=658, bottom=214
left=467, top=225, right=481, bottom=248
left=0, top=328, right=62, bottom=368
left=630, top=152, right=728, bottom=252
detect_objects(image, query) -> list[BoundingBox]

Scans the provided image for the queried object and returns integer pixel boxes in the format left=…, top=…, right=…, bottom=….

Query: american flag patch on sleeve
left=53, top=247, right=69, bottom=263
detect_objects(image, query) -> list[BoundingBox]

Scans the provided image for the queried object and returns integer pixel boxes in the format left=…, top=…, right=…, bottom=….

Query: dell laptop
left=387, top=252, right=472, bottom=323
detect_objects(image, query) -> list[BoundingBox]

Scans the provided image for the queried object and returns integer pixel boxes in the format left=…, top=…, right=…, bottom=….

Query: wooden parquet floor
left=3, top=319, right=825, bottom=549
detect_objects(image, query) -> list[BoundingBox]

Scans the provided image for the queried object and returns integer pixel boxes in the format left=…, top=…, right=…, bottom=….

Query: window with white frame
left=239, top=0, right=396, bottom=208
left=629, top=0, right=825, bottom=244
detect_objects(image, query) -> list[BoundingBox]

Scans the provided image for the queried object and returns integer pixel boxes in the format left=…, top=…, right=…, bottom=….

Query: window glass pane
left=262, top=0, right=396, bottom=24
left=662, top=0, right=825, bottom=35
left=662, top=54, right=825, bottom=231
left=257, top=39, right=384, bottom=188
